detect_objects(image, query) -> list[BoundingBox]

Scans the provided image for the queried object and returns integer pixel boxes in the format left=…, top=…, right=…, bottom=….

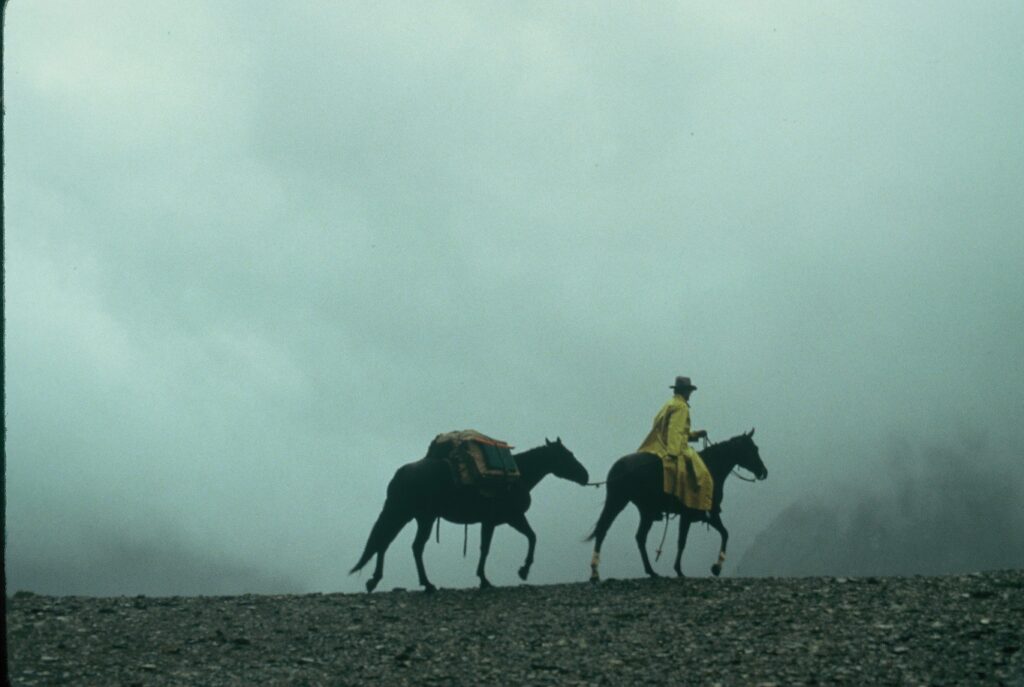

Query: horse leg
left=587, top=491, right=629, bottom=583
left=476, top=522, right=496, bottom=589
left=708, top=512, right=729, bottom=577
left=411, top=515, right=438, bottom=593
left=673, top=516, right=693, bottom=577
left=636, top=511, right=659, bottom=578
left=507, top=513, right=536, bottom=581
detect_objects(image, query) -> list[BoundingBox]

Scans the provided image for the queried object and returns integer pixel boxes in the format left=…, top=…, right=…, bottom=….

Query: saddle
left=426, top=430, right=520, bottom=492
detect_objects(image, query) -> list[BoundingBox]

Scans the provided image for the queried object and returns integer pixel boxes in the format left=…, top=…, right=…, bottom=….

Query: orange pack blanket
left=427, top=430, right=519, bottom=486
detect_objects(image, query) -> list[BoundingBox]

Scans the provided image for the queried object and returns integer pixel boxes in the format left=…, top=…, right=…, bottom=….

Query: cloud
left=5, top=1, right=1024, bottom=595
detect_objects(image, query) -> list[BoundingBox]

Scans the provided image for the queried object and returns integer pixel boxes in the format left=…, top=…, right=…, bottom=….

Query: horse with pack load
left=351, top=431, right=589, bottom=592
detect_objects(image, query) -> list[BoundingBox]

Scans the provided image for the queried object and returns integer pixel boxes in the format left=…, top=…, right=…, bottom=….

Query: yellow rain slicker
left=638, top=394, right=713, bottom=511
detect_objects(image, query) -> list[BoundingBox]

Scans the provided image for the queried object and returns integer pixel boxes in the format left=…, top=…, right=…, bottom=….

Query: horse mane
left=512, top=444, right=549, bottom=459
left=513, top=441, right=567, bottom=462
left=700, top=434, right=746, bottom=469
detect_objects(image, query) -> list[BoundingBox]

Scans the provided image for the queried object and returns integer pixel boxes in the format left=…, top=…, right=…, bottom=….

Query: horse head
left=544, top=437, right=589, bottom=485
left=734, top=428, right=768, bottom=480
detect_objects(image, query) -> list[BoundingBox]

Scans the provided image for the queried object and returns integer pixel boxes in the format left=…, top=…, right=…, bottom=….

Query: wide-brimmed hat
left=670, top=376, right=697, bottom=391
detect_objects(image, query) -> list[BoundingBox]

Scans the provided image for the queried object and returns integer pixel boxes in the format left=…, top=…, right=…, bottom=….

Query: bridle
left=709, top=436, right=762, bottom=482
left=730, top=466, right=758, bottom=482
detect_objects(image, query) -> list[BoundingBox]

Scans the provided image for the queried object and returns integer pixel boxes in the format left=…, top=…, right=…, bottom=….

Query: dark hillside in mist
left=738, top=437, right=1024, bottom=577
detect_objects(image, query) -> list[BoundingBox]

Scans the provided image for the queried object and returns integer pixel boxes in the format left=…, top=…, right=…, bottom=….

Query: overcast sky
left=5, top=1, right=1023, bottom=595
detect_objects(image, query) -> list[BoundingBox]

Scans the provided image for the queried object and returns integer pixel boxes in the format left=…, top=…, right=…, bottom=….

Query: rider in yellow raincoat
left=637, top=376, right=713, bottom=511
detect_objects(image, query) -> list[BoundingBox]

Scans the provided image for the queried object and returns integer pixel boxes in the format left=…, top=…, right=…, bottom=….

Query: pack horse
left=351, top=434, right=589, bottom=592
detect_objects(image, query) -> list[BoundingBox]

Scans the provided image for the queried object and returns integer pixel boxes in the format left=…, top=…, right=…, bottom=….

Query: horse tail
left=584, top=494, right=627, bottom=542
left=349, top=512, right=383, bottom=574
left=584, top=493, right=609, bottom=541
left=584, top=459, right=631, bottom=542
left=349, top=496, right=408, bottom=574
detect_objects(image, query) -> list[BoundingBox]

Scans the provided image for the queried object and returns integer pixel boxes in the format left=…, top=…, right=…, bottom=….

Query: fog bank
left=737, top=436, right=1024, bottom=577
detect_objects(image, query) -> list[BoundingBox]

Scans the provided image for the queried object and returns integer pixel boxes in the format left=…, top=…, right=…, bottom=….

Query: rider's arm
left=665, top=408, right=688, bottom=456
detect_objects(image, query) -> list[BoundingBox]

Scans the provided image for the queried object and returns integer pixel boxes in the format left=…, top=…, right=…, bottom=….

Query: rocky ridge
left=7, top=570, right=1024, bottom=686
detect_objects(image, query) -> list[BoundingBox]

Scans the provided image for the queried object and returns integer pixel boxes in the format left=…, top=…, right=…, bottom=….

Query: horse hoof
left=589, top=575, right=600, bottom=585
left=711, top=564, right=722, bottom=577
left=646, top=571, right=661, bottom=579
left=423, top=583, right=437, bottom=594
left=518, top=566, right=530, bottom=581
left=479, top=579, right=493, bottom=590
left=366, top=578, right=380, bottom=593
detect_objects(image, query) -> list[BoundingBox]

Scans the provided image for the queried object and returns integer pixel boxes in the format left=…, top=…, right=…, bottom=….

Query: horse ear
left=545, top=438, right=552, bottom=446
left=556, top=436, right=562, bottom=444
left=747, top=427, right=756, bottom=437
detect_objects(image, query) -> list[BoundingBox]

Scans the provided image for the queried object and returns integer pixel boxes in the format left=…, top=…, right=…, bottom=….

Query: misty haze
left=738, top=436, right=1024, bottom=577
left=5, top=2, right=1024, bottom=603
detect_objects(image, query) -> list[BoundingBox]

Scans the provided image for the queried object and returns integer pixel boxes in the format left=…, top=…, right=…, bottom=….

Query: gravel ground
left=7, top=570, right=1023, bottom=686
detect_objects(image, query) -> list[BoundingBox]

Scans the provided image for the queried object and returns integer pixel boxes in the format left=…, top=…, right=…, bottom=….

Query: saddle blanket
left=661, top=453, right=713, bottom=511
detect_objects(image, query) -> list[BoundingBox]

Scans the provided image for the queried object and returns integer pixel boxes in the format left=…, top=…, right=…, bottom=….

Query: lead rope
left=654, top=514, right=675, bottom=561
left=463, top=524, right=468, bottom=558
left=658, top=436, right=712, bottom=556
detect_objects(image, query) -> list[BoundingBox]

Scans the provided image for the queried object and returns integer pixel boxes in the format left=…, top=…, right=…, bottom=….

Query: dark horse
left=351, top=438, right=589, bottom=593
left=586, top=429, right=767, bottom=581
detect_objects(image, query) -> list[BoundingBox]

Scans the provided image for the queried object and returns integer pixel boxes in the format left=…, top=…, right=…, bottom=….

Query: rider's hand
left=692, top=429, right=708, bottom=440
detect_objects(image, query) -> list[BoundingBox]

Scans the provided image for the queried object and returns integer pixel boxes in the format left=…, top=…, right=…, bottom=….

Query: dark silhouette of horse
left=351, top=438, right=589, bottom=593
left=586, top=429, right=767, bottom=581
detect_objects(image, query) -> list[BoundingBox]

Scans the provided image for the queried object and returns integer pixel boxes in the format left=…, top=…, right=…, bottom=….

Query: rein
left=730, top=467, right=758, bottom=482
left=586, top=438, right=759, bottom=487
left=586, top=437, right=721, bottom=489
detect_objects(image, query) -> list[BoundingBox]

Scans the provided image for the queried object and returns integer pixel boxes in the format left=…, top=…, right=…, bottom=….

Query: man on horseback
left=637, top=376, right=713, bottom=511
